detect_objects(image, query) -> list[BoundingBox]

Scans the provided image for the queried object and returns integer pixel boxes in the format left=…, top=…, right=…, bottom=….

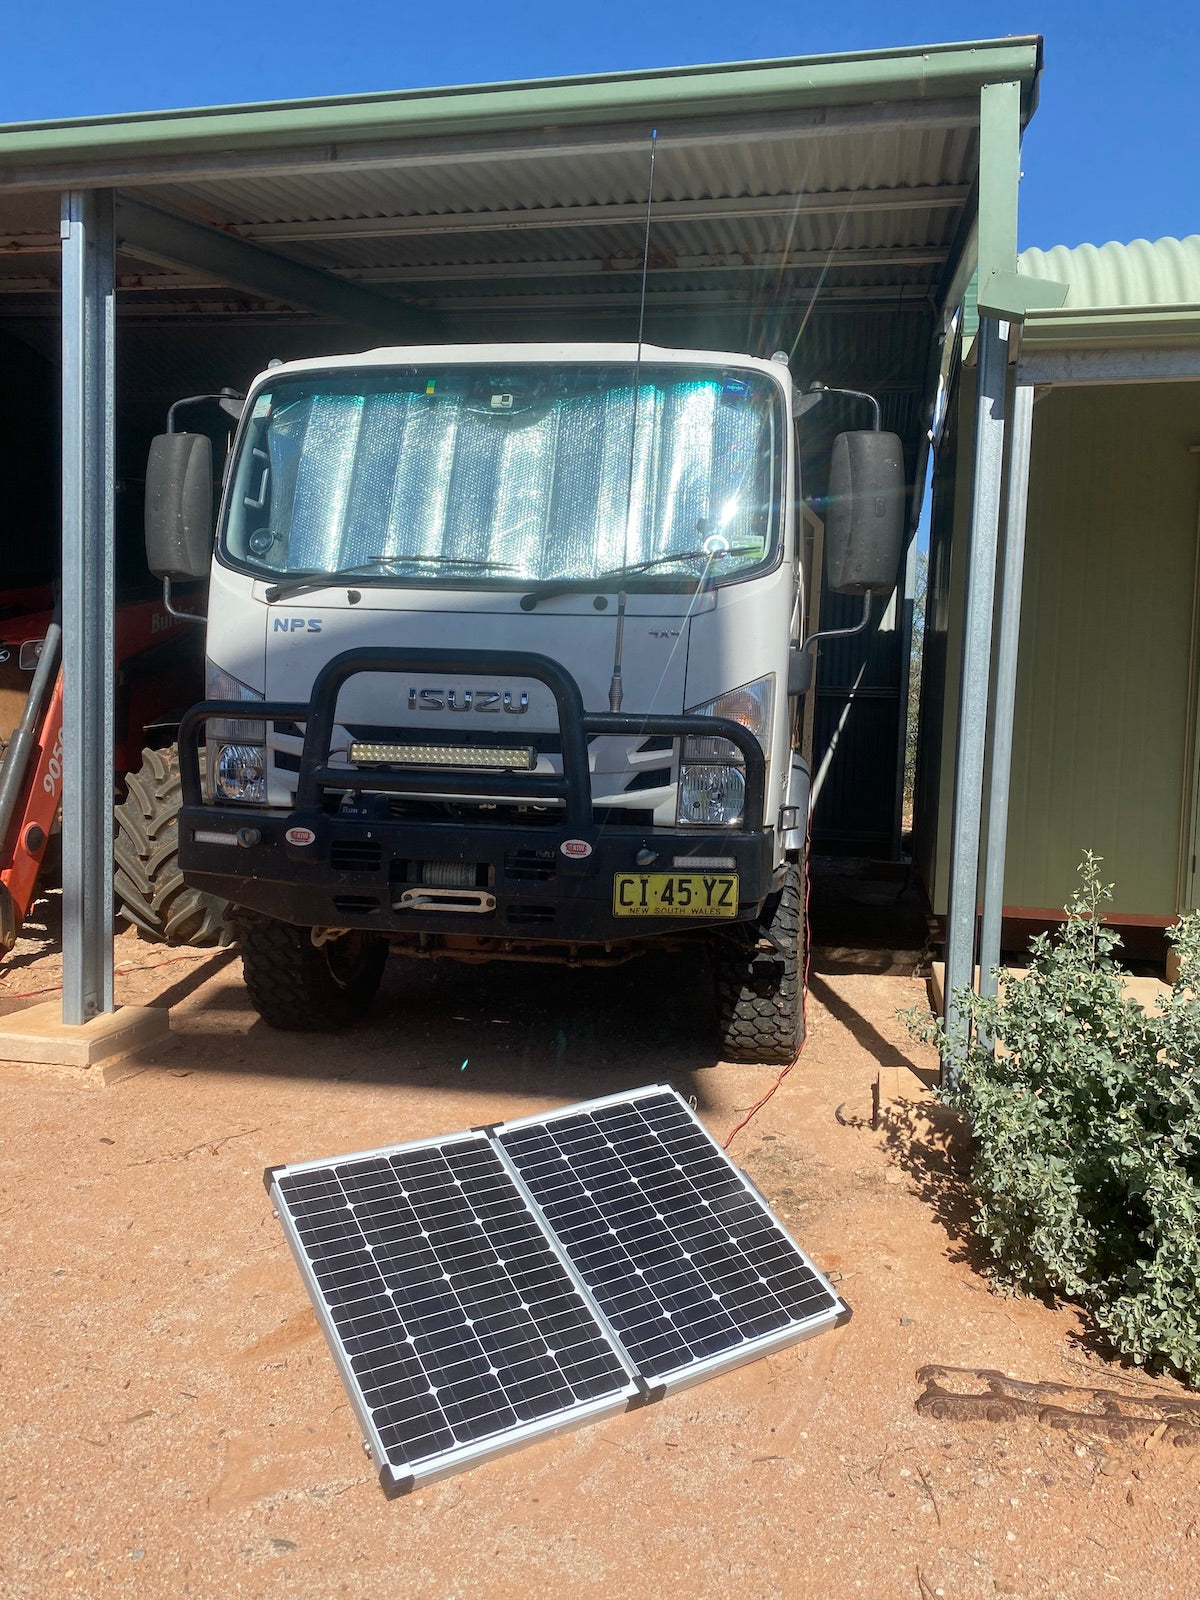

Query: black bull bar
left=178, top=647, right=767, bottom=826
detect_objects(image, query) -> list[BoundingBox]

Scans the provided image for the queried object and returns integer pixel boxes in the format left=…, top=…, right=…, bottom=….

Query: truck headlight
left=677, top=676, right=772, bottom=826
left=677, top=764, right=746, bottom=826
left=205, top=662, right=266, bottom=802
left=213, top=744, right=267, bottom=804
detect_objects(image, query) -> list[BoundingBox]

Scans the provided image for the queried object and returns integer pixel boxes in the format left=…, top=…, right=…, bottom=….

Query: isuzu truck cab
left=142, top=343, right=903, bottom=1063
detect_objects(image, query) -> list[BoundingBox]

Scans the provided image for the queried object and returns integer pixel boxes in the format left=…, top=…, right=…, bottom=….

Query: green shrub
left=906, top=854, right=1200, bottom=1384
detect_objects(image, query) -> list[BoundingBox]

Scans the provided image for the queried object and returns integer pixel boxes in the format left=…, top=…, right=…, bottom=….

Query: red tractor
left=0, top=336, right=237, bottom=960
left=0, top=583, right=232, bottom=956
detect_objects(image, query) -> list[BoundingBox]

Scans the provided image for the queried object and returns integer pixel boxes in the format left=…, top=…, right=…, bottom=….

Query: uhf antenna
left=608, top=127, right=658, bottom=715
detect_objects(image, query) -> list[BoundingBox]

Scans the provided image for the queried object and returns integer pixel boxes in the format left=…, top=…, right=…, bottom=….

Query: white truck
left=140, top=343, right=903, bottom=1063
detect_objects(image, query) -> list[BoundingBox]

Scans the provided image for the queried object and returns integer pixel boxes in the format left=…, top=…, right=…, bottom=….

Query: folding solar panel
left=268, top=1085, right=848, bottom=1496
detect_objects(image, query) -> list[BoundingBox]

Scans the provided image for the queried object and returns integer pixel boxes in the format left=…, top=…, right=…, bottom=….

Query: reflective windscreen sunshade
left=224, top=365, right=780, bottom=583
left=268, top=1085, right=847, bottom=1495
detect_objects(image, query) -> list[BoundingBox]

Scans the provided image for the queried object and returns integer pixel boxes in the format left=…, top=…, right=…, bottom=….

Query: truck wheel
left=114, top=745, right=235, bottom=947
left=238, top=919, right=387, bottom=1031
left=714, top=860, right=805, bottom=1065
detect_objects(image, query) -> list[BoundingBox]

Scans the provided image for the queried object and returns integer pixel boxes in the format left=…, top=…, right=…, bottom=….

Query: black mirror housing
left=145, top=433, right=213, bottom=582
left=824, top=431, right=906, bottom=595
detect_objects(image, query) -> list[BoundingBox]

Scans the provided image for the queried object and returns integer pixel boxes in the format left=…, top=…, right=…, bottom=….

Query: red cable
left=722, top=850, right=812, bottom=1150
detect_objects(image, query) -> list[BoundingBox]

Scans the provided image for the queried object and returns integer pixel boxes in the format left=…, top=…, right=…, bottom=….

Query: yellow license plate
left=612, top=872, right=739, bottom=918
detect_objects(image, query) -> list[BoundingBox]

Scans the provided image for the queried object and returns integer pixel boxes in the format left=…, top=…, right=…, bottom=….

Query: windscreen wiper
left=264, top=554, right=517, bottom=602
left=519, top=546, right=759, bottom=611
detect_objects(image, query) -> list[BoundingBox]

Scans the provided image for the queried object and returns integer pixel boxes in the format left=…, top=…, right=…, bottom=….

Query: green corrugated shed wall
left=1003, top=382, right=1200, bottom=920
left=917, top=237, right=1200, bottom=930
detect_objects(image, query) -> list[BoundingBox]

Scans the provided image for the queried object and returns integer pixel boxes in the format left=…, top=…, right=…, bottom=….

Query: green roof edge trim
left=1020, top=307, right=1200, bottom=349
left=0, top=37, right=1041, bottom=167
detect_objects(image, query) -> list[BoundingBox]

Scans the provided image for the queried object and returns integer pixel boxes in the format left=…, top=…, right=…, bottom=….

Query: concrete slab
left=0, top=999, right=169, bottom=1084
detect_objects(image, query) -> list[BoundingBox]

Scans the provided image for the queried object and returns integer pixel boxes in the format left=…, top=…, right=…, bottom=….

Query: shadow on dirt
left=805, top=971, right=919, bottom=1074
left=149, top=854, right=932, bottom=1117
left=807, top=854, right=930, bottom=977
left=874, top=1090, right=995, bottom=1273
left=162, top=944, right=729, bottom=1112
left=142, top=947, right=240, bottom=1012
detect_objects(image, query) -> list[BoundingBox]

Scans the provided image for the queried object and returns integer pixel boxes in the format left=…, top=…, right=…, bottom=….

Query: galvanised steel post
left=60, top=189, right=116, bottom=1023
left=977, top=378, right=1036, bottom=1031
left=942, top=313, right=1009, bottom=1068
left=941, top=74, right=1022, bottom=1074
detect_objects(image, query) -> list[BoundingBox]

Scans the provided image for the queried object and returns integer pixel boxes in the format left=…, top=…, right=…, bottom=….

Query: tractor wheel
left=713, top=859, right=805, bottom=1065
left=238, top=918, right=387, bottom=1031
left=114, top=744, right=235, bottom=947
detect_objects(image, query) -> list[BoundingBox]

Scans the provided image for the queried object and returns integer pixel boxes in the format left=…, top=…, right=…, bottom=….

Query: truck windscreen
left=220, top=363, right=781, bottom=588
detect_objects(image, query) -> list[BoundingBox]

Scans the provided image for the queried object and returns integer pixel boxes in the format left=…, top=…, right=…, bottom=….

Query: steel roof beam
left=0, top=229, right=60, bottom=253
left=3, top=244, right=947, bottom=284
left=112, top=194, right=440, bottom=338
left=390, top=285, right=937, bottom=311
left=0, top=98, right=980, bottom=193
left=336, top=247, right=947, bottom=285
left=0, top=280, right=942, bottom=312
left=237, top=185, right=972, bottom=245
left=1016, top=344, right=1200, bottom=384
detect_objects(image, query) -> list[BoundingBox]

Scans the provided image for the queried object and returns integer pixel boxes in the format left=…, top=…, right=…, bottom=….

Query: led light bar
left=671, top=855, right=737, bottom=869
left=349, top=741, right=536, bottom=771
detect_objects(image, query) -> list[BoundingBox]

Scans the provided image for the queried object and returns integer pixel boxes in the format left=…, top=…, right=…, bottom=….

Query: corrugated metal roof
left=1019, top=236, right=1200, bottom=310
left=135, top=124, right=980, bottom=227
left=0, top=97, right=979, bottom=343
left=0, top=39, right=1040, bottom=177
left=0, top=44, right=1040, bottom=359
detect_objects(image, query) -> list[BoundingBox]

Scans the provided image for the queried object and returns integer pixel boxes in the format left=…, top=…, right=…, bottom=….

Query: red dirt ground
left=1, top=911, right=1198, bottom=1599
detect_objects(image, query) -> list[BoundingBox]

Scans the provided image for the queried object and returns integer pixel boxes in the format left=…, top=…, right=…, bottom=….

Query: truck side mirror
left=823, top=430, right=905, bottom=594
left=145, top=432, right=213, bottom=581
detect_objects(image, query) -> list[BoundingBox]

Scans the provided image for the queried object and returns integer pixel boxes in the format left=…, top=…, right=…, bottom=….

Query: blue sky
left=3, top=1, right=1197, bottom=251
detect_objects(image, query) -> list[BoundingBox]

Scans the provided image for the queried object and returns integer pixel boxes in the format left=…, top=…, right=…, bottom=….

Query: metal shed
left=916, top=234, right=1200, bottom=969
left=0, top=39, right=1044, bottom=1032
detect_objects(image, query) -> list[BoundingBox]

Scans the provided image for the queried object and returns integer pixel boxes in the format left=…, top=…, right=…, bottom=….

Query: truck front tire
left=237, top=918, right=387, bottom=1031
left=114, top=745, right=235, bottom=947
left=714, top=860, right=805, bottom=1065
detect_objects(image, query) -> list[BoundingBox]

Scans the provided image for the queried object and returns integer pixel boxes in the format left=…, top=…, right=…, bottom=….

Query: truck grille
left=504, top=849, right=557, bottom=882
left=330, top=839, right=383, bottom=872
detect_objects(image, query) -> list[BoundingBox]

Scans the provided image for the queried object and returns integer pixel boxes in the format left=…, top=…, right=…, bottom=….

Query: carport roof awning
left=0, top=38, right=1041, bottom=495
left=0, top=39, right=1041, bottom=174
left=0, top=40, right=1040, bottom=335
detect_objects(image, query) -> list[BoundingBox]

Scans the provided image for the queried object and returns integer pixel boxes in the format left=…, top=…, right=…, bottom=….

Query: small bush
left=906, top=854, right=1200, bottom=1384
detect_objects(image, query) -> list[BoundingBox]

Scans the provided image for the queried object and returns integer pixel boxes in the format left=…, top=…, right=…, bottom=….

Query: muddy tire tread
left=238, top=918, right=385, bottom=1031
left=715, top=861, right=805, bottom=1065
